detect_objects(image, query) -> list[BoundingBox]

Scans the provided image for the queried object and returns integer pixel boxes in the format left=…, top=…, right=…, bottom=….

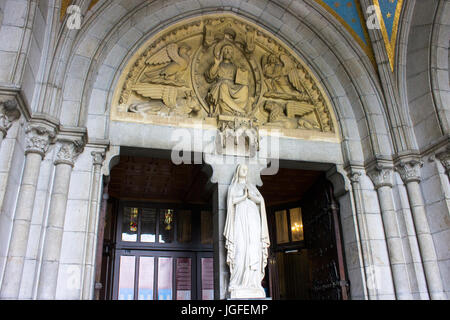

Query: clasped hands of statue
left=233, top=185, right=261, bottom=205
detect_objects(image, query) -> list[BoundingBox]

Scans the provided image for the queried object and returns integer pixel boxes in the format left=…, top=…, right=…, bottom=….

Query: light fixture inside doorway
left=291, top=222, right=303, bottom=233
left=164, top=209, right=174, bottom=230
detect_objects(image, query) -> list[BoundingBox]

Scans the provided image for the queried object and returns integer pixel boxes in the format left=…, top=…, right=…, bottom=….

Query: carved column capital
left=24, top=123, right=56, bottom=158
left=396, top=159, right=423, bottom=184
left=0, top=99, right=21, bottom=138
left=368, top=165, right=394, bottom=189
left=91, top=151, right=106, bottom=167
left=436, top=147, right=450, bottom=177
left=55, top=139, right=85, bottom=167
left=345, top=167, right=363, bottom=184
left=348, top=172, right=362, bottom=184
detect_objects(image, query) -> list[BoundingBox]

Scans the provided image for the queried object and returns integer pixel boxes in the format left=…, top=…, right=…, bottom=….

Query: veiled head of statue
left=236, top=164, right=248, bottom=180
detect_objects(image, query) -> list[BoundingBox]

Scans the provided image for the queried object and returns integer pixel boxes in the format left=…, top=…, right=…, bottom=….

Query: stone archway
left=54, top=2, right=399, bottom=300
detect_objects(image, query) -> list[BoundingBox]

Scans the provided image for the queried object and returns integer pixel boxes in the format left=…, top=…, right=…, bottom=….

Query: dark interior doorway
left=98, top=153, right=215, bottom=300
left=97, top=151, right=349, bottom=300
left=260, top=168, right=350, bottom=300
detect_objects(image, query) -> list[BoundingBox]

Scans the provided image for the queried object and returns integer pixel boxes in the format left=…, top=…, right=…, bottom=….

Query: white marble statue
left=224, top=164, right=270, bottom=299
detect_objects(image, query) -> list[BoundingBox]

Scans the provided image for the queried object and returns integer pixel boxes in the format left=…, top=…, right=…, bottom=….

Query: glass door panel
left=177, top=210, right=192, bottom=243
left=201, top=211, right=213, bottom=245
left=275, top=210, right=289, bottom=244
left=122, top=207, right=139, bottom=242
left=141, top=208, right=157, bottom=243
left=138, top=257, right=155, bottom=300
left=176, top=258, right=192, bottom=300
left=157, top=257, right=173, bottom=300
left=201, top=257, right=214, bottom=300
left=118, top=256, right=136, bottom=300
left=289, top=207, right=304, bottom=241
left=159, top=209, right=174, bottom=243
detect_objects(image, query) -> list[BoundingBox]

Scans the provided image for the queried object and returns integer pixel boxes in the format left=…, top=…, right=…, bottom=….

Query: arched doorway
left=96, top=150, right=349, bottom=300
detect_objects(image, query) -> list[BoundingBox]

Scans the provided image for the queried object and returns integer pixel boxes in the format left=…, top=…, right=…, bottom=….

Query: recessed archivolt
left=111, top=14, right=340, bottom=142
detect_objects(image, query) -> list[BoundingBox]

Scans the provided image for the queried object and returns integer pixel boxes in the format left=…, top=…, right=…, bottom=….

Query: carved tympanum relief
left=112, top=15, right=337, bottom=139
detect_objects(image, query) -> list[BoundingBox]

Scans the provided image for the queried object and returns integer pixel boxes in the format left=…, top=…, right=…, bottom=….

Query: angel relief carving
left=141, top=43, right=191, bottom=87
left=262, top=54, right=309, bottom=101
left=114, top=15, right=335, bottom=135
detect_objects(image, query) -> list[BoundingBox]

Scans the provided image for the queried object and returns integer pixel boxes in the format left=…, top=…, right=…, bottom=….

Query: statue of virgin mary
left=223, top=164, right=270, bottom=299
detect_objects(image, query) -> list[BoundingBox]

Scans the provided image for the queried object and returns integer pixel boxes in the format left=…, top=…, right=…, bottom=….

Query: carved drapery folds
left=112, top=15, right=337, bottom=140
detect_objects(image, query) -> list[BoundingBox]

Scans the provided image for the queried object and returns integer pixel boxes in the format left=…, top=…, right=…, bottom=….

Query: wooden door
left=301, top=179, right=349, bottom=300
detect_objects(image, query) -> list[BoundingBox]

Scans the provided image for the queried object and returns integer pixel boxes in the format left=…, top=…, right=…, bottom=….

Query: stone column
left=347, top=170, right=376, bottom=299
left=0, top=123, right=55, bottom=299
left=368, top=165, right=413, bottom=299
left=0, top=99, right=21, bottom=147
left=94, top=178, right=109, bottom=300
left=37, top=139, right=84, bottom=299
left=396, top=160, right=446, bottom=300
left=212, top=182, right=230, bottom=300
left=82, top=151, right=105, bottom=300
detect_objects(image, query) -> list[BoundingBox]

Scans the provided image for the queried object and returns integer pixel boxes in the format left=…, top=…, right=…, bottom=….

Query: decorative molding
left=216, top=116, right=259, bottom=157
left=368, top=165, right=394, bottom=189
left=0, top=99, right=21, bottom=138
left=24, top=123, right=56, bottom=158
left=396, top=159, right=423, bottom=183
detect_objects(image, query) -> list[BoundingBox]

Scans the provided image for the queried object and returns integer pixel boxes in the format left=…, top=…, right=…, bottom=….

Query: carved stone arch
left=430, top=0, right=450, bottom=133
left=401, top=0, right=447, bottom=150
left=56, top=0, right=394, bottom=163
left=110, top=14, right=339, bottom=141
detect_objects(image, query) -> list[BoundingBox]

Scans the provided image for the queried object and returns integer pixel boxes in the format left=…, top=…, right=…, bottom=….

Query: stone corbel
left=396, top=159, right=423, bottom=184
left=0, top=99, right=21, bottom=138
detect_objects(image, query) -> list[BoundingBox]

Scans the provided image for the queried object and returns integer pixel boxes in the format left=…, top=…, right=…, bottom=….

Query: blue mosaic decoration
left=316, top=0, right=375, bottom=65
left=373, top=0, right=404, bottom=71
